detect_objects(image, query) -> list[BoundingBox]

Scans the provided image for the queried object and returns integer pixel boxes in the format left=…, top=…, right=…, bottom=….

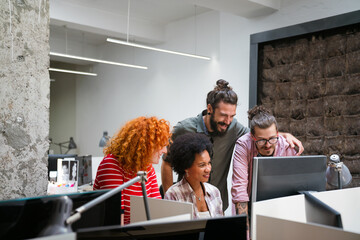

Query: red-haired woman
left=93, top=116, right=171, bottom=225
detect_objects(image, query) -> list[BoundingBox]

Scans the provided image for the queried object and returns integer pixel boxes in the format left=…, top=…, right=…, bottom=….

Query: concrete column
left=0, top=0, right=50, bottom=199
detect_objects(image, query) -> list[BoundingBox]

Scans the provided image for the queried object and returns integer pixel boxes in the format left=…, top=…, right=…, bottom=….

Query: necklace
left=195, top=193, right=202, bottom=201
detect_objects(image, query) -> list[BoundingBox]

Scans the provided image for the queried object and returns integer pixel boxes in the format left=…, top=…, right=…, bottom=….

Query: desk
left=252, top=187, right=360, bottom=240
left=77, top=215, right=247, bottom=240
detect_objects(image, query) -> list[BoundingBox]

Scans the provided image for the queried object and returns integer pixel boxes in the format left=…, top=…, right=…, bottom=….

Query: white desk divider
left=310, top=187, right=360, bottom=234
left=256, top=215, right=360, bottom=240
left=252, top=187, right=360, bottom=240
left=130, top=196, right=193, bottom=224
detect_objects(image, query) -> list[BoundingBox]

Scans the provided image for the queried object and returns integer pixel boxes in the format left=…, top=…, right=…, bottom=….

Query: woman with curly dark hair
left=164, top=133, right=223, bottom=219
left=93, top=116, right=171, bottom=225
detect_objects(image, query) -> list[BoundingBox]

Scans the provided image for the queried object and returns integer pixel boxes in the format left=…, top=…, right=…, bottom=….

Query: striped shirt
left=164, top=178, right=223, bottom=219
left=231, top=133, right=297, bottom=206
left=93, top=154, right=161, bottom=225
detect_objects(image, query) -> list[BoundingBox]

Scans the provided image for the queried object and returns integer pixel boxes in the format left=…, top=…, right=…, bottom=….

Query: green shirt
left=166, top=110, right=249, bottom=210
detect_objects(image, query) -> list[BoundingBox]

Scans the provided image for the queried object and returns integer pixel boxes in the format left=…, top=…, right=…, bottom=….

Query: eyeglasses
left=253, top=136, right=279, bottom=146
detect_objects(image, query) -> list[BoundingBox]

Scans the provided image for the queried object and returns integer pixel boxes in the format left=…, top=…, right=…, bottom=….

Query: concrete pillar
left=0, top=0, right=50, bottom=199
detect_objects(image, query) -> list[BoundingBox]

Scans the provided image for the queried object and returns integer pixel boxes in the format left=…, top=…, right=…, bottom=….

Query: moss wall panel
left=258, top=24, right=360, bottom=188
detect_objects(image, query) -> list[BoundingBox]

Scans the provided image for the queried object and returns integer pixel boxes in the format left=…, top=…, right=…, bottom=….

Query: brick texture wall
left=258, top=24, right=360, bottom=188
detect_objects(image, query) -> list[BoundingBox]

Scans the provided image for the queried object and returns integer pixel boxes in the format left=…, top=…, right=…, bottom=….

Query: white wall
left=49, top=63, right=77, bottom=155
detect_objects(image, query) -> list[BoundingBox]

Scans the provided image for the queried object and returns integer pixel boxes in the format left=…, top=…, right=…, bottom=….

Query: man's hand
left=235, top=202, right=248, bottom=215
left=279, top=132, right=304, bottom=155
left=161, top=160, right=173, bottom=193
left=236, top=202, right=249, bottom=239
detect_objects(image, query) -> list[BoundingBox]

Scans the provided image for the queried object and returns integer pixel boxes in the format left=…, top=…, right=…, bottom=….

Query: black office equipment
left=251, top=155, right=327, bottom=203
left=77, top=214, right=247, bottom=240
left=0, top=190, right=121, bottom=239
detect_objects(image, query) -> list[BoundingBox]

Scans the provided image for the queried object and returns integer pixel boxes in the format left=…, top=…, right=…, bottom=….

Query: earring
left=185, top=171, right=189, bottom=177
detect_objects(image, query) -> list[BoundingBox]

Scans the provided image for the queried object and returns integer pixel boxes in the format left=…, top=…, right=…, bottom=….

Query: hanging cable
left=65, top=26, right=68, bottom=54
left=194, top=3, right=197, bottom=55
left=107, top=0, right=210, bottom=61
left=126, top=0, right=131, bottom=42
left=82, top=32, right=84, bottom=56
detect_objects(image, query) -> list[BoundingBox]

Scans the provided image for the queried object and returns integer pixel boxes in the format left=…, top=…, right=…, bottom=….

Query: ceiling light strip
left=49, top=68, right=98, bottom=76
left=50, top=52, right=148, bottom=70
left=106, top=38, right=211, bottom=60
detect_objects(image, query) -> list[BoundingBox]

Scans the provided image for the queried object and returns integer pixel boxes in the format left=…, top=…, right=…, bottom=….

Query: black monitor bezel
left=251, top=155, right=327, bottom=203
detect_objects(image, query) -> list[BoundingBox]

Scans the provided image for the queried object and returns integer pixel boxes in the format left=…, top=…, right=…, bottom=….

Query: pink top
left=231, top=133, right=297, bottom=206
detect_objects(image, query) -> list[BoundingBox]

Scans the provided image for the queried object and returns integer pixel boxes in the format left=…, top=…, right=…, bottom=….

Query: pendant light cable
left=194, top=4, right=197, bottom=55
left=127, top=0, right=131, bottom=42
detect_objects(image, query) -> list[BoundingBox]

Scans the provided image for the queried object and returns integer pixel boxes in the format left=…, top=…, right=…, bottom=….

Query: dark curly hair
left=206, top=79, right=238, bottom=109
left=169, top=133, right=213, bottom=176
left=248, top=105, right=278, bottom=135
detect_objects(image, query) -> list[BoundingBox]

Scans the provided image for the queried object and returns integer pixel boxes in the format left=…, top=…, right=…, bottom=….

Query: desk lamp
left=39, top=171, right=151, bottom=237
left=326, top=154, right=352, bottom=189
left=99, top=131, right=110, bottom=147
left=51, top=137, right=77, bottom=154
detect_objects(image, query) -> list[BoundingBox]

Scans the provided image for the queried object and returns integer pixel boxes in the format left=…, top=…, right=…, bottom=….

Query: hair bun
left=248, top=105, right=271, bottom=120
left=215, top=79, right=231, bottom=91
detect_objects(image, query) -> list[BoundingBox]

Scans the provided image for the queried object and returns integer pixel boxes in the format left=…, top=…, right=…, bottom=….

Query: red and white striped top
left=93, top=154, right=161, bottom=225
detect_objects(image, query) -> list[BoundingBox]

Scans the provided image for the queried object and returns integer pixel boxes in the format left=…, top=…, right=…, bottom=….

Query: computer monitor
left=77, top=214, right=247, bottom=240
left=251, top=155, right=327, bottom=203
left=75, top=155, right=93, bottom=185
left=0, top=190, right=121, bottom=239
left=48, top=154, right=77, bottom=181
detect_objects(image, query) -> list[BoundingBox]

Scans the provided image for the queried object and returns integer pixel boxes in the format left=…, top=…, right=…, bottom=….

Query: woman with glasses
left=231, top=105, right=297, bottom=237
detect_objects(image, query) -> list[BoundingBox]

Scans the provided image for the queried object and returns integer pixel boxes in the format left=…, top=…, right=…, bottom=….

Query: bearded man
left=161, top=79, right=303, bottom=211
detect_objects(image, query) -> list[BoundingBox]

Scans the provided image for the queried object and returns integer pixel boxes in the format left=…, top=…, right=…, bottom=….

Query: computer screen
left=75, top=155, right=93, bottom=185
left=0, top=190, right=121, bottom=239
left=48, top=154, right=77, bottom=181
left=251, top=155, right=327, bottom=203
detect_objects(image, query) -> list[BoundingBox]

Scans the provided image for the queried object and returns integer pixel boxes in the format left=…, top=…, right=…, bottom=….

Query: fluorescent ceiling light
left=49, top=67, right=97, bottom=76
left=50, top=52, right=148, bottom=70
left=106, top=38, right=211, bottom=61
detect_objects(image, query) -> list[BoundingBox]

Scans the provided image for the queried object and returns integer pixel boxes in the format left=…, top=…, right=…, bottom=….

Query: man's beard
left=255, top=144, right=275, bottom=156
left=209, top=113, right=229, bottom=137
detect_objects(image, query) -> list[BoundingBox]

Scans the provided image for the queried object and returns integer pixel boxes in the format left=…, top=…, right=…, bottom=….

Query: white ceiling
left=49, top=0, right=280, bottom=63
left=67, top=0, right=212, bottom=25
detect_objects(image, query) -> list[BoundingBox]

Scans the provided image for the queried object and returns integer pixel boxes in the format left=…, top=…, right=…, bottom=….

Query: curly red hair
left=104, top=116, right=171, bottom=175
